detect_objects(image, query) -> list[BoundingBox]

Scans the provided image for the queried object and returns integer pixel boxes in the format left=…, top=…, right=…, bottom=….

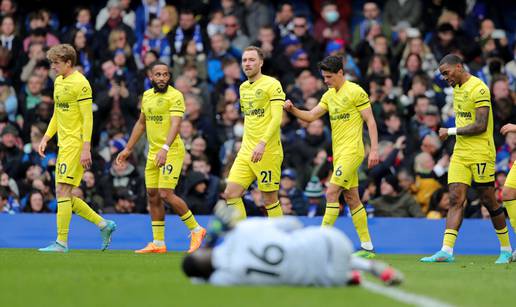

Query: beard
left=152, top=80, right=168, bottom=93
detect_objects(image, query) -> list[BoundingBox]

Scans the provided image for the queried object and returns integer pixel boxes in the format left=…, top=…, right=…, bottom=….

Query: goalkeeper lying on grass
left=182, top=205, right=403, bottom=286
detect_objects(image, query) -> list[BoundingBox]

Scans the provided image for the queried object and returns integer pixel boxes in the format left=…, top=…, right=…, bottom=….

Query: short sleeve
left=473, top=84, right=490, bottom=108
left=318, top=92, right=329, bottom=110
left=77, top=80, right=92, bottom=103
left=354, top=86, right=370, bottom=111
left=169, top=92, right=185, bottom=117
left=268, top=80, right=286, bottom=106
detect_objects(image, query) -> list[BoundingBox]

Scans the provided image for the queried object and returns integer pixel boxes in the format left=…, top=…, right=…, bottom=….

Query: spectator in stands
left=63, top=7, right=95, bottom=43
left=0, top=124, right=21, bottom=178
left=426, top=187, right=450, bottom=219
left=413, top=152, right=442, bottom=213
left=106, top=27, right=134, bottom=64
left=274, top=2, right=294, bottom=39
left=353, top=2, right=390, bottom=48
left=429, top=23, right=457, bottom=61
left=400, top=54, right=425, bottom=94
left=368, top=137, right=405, bottom=189
left=96, top=0, right=135, bottom=52
left=168, top=9, right=207, bottom=57
left=418, top=104, right=440, bottom=141
left=172, top=40, right=207, bottom=82
left=369, top=174, right=424, bottom=217
left=280, top=168, right=309, bottom=216
left=242, top=0, right=271, bottom=42
left=22, top=16, right=59, bottom=52
left=379, top=112, right=405, bottom=143
left=21, top=121, right=56, bottom=170
left=100, top=157, right=143, bottom=211
left=97, top=0, right=135, bottom=31
left=206, top=9, right=225, bottom=37
left=0, top=185, right=19, bottom=214
left=80, top=170, right=104, bottom=213
left=291, top=15, right=320, bottom=70
left=29, top=177, right=55, bottom=212
left=134, top=17, right=171, bottom=69
left=383, top=0, right=422, bottom=29
left=207, top=33, right=240, bottom=85
left=22, top=189, right=49, bottom=213
left=70, top=29, right=94, bottom=78
left=95, top=59, right=139, bottom=127
left=0, top=15, right=22, bottom=76
left=21, top=89, right=52, bottom=140
left=135, top=0, right=164, bottom=40
left=304, top=175, right=325, bottom=217
left=221, top=0, right=245, bottom=31
left=20, top=42, right=45, bottom=83
left=314, top=0, right=349, bottom=45
left=192, top=155, right=221, bottom=211
left=0, top=77, right=16, bottom=121
left=279, top=190, right=294, bottom=215
left=250, top=25, right=279, bottom=76
left=185, top=94, right=216, bottom=150
left=223, top=14, right=249, bottom=53
left=212, top=58, right=241, bottom=114
left=216, top=102, right=239, bottom=146
left=159, top=5, right=177, bottom=36
left=183, top=170, right=211, bottom=215
left=104, top=187, right=138, bottom=213
left=1, top=169, right=19, bottom=198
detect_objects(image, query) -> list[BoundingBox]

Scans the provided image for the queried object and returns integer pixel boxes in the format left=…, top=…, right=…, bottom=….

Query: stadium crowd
left=0, top=0, right=515, bottom=219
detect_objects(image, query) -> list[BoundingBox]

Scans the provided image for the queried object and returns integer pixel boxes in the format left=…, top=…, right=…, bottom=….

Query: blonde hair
left=47, top=44, right=76, bottom=66
left=108, top=29, right=132, bottom=54
left=161, top=5, right=178, bottom=27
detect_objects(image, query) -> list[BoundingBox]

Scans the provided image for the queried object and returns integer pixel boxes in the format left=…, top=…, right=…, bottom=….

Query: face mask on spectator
left=234, top=123, right=244, bottom=138
left=323, top=10, right=339, bottom=24
left=207, top=23, right=225, bottom=37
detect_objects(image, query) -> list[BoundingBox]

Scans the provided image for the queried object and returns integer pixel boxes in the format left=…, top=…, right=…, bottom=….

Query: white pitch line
left=362, top=280, right=456, bottom=307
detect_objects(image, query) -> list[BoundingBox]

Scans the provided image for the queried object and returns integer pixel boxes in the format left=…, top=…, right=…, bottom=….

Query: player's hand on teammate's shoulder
left=283, top=99, right=294, bottom=112
left=500, top=123, right=516, bottom=135
left=438, top=128, right=449, bottom=140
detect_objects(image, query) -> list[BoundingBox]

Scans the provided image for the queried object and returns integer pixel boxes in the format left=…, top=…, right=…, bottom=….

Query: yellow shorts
left=227, top=153, right=282, bottom=191
left=506, top=164, right=516, bottom=189
left=448, top=158, right=495, bottom=186
left=56, top=146, right=83, bottom=187
left=330, top=154, right=364, bottom=190
left=145, top=147, right=185, bottom=189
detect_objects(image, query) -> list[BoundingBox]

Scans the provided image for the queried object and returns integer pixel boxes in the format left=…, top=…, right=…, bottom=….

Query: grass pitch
left=1, top=249, right=514, bottom=307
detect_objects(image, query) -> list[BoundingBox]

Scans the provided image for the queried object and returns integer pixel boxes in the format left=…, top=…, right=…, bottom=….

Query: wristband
left=448, top=128, right=457, bottom=135
left=162, top=144, right=170, bottom=151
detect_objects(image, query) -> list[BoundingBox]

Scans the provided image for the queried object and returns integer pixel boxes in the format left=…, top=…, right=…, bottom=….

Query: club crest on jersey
left=82, top=86, right=88, bottom=93
left=255, top=89, right=264, bottom=98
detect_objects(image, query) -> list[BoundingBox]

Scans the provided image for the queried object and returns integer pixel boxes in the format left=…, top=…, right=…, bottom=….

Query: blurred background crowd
left=0, top=0, right=515, bottom=219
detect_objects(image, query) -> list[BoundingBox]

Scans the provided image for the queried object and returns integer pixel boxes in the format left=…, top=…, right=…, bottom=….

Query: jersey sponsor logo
left=329, top=113, right=350, bottom=121
left=56, top=102, right=70, bottom=110
left=456, top=111, right=472, bottom=119
left=244, top=108, right=265, bottom=117
left=146, top=114, right=164, bottom=122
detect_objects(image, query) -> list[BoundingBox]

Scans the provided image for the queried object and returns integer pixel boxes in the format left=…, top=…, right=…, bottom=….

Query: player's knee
left=326, top=188, right=339, bottom=202
left=56, top=184, right=71, bottom=198
left=448, top=192, right=464, bottom=208
left=147, top=189, right=159, bottom=199
left=158, top=189, right=173, bottom=201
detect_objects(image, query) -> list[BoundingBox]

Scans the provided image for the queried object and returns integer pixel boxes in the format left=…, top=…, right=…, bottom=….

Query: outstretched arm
left=284, top=99, right=327, bottom=122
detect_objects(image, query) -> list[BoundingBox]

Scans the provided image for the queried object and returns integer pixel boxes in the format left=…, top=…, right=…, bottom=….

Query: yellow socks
left=227, top=197, right=247, bottom=219
left=152, top=220, right=165, bottom=244
left=322, top=202, right=340, bottom=226
left=56, top=197, right=72, bottom=245
left=442, top=229, right=458, bottom=254
left=505, top=200, right=516, bottom=234
left=72, top=197, right=103, bottom=226
left=351, top=204, right=373, bottom=250
left=495, top=226, right=511, bottom=252
left=265, top=201, right=283, bottom=218
left=180, top=210, right=200, bottom=231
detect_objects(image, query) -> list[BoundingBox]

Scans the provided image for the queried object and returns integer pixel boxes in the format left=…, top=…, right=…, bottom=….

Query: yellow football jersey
left=141, top=85, right=185, bottom=157
left=318, top=80, right=370, bottom=157
left=452, top=75, right=495, bottom=161
left=239, top=75, right=285, bottom=156
left=53, top=70, right=93, bottom=148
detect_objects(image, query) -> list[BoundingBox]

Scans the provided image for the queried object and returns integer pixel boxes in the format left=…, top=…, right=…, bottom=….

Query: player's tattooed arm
left=457, top=106, right=489, bottom=135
